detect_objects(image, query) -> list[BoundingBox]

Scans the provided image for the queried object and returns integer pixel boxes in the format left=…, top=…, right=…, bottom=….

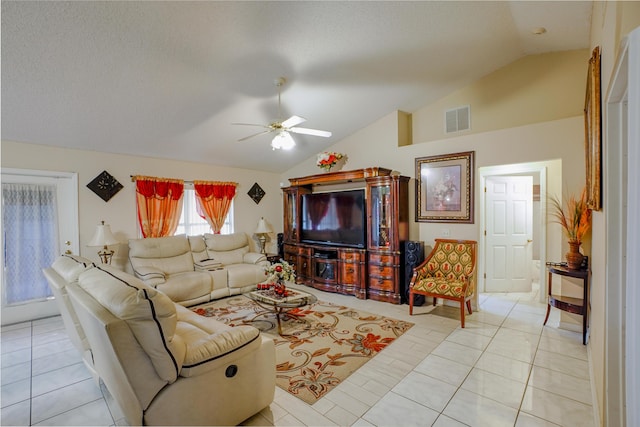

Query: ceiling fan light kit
left=234, top=77, right=332, bottom=150
left=272, top=131, right=296, bottom=150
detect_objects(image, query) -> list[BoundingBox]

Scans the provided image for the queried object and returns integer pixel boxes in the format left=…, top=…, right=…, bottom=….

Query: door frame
left=479, top=161, right=555, bottom=303
left=1, top=168, right=79, bottom=325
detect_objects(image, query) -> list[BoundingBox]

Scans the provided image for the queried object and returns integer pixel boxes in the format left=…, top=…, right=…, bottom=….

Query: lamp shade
left=254, top=217, right=271, bottom=234
left=88, top=221, right=119, bottom=247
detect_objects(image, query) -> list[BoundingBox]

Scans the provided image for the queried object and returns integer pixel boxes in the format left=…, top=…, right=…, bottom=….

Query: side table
left=544, top=264, right=590, bottom=344
left=265, top=253, right=281, bottom=264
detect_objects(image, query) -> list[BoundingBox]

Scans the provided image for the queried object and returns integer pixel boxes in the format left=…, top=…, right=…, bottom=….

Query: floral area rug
left=192, top=295, right=413, bottom=404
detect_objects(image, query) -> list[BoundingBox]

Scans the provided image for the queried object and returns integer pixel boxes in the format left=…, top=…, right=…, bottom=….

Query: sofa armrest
left=243, top=252, right=267, bottom=265
left=177, top=322, right=261, bottom=377
left=132, top=266, right=166, bottom=286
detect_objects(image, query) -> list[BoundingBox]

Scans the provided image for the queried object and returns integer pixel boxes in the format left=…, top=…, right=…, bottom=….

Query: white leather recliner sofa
left=44, top=254, right=276, bottom=426
left=42, top=254, right=99, bottom=382
left=128, top=233, right=268, bottom=306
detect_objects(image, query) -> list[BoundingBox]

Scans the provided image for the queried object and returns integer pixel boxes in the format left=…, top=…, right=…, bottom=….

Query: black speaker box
left=403, top=241, right=425, bottom=305
left=277, top=233, right=284, bottom=259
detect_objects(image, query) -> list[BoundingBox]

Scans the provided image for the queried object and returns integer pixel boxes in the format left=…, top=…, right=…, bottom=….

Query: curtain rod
left=130, top=176, right=239, bottom=187
left=130, top=175, right=194, bottom=185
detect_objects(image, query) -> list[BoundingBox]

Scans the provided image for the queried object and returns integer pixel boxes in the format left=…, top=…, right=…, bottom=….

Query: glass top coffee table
left=245, top=287, right=317, bottom=335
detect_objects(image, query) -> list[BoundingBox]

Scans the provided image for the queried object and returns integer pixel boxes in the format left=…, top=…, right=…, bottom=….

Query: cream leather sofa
left=129, top=233, right=268, bottom=306
left=44, top=254, right=276, bottom=426
left=42, top=255, right=99, bottom=382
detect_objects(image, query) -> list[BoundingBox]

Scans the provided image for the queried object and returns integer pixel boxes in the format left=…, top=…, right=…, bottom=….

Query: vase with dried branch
left=549, top=187, right=592, bottom=270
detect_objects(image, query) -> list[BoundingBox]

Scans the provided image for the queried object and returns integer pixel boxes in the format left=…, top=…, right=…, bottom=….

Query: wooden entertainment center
left=282, top=167, right=409, bottom=304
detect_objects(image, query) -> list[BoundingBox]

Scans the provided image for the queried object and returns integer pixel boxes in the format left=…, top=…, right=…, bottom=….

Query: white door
left=485, top=176, right=533, bottom=292
left=1, top=169, right=79, bottom=325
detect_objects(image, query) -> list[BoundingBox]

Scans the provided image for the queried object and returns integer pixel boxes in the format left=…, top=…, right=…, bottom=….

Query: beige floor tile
left=392, top=371, right=458, bottom=412
left=515, top=412, right=562, bottom=426
left=323, top=388, right=371, bottom=418
left=0, top=326, right=32, bottom=341
left=433, top=414, right=471, bottom=426
left=528, top=366, right=592, bottom=405
left=0, top=399, right=31, bottom=426
left=432, top=341, right=483, bottom=367
left=520, top=386, right=595, bottom=427
left=31, top=362, right=92, bottom=397
left=31, top=378, right=103, bottom=424
left=31, top=348, right=83, bottom=376
left=0, top=377, right=30, bottom=408
left=0, top=348, right=31, bottom=369
left=443, top=389, right=518, bottom=427
left=1, top=361, right=31, bottom=386
left=474, top=351, right=532, bottom=383
left=533, top=349, right=589, bottom=380
left=445, top=329, right=493, bottom=351
left=414, top=354, right=472, bottom=387
left=461, top=368, right=527, bottom=409
left=538, top=334, right=588, bottom=361
left=32, top=398, right=113, bottom=426
left=363, top=391, right=439, bottom=427
left=325, top=404, right=359, bottom=426
left=0, top=336, right=31, bottom=354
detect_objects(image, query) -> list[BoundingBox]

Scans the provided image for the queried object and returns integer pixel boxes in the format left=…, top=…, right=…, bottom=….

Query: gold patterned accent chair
left=409, top=239, right=477, bottom=328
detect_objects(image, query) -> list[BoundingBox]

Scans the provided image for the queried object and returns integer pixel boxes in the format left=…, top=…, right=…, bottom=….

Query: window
left=175, top=188, right=233, bottom=236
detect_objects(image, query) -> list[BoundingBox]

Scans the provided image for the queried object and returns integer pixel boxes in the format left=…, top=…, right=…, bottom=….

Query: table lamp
left=88, top=220, right=119, bottom=264
left=254, top=217, right=272, bottom=254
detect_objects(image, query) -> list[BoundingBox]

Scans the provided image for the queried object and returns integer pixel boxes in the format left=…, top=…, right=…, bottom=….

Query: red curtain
left=134, top=176, right=184, bottom=238
left=335, top=194, right=356, bottom=229
left=193, top=181, right=237, bottom=234
left=307, top=193, right=330, bottom=230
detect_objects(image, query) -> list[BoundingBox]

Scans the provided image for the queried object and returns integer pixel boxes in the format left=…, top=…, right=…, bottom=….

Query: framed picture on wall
left=585, top=46, right=602, bottom=211
left=415, top=151, right=475, bottom=223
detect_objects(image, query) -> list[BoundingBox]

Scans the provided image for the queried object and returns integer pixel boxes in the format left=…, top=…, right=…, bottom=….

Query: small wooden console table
left=544, top=264, right=590, bottom=345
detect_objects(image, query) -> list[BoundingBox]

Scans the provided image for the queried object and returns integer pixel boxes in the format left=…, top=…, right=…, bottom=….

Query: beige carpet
left=193, top=295, right=413, bottom=404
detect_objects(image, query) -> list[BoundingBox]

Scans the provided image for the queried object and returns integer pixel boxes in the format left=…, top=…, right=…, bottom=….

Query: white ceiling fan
left=233, top=77, right=332, bottom=150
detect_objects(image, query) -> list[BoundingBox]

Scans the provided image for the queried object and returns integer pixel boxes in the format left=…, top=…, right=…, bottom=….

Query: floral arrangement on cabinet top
left=316, top=152, right=346, bottom=172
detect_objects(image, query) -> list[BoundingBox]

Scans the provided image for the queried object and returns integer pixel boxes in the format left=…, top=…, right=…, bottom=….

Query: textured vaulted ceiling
left=1, top=1, right=592, bottom=173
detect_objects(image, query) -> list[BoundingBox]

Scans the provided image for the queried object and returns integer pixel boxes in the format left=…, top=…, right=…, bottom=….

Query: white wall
left=284, top=115, right=584, bottom=252
left=1, top=141, right=283, bottom=268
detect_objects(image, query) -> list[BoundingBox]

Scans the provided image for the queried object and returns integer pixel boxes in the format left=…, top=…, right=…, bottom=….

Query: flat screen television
left=300, top=189, right=367, bottom=248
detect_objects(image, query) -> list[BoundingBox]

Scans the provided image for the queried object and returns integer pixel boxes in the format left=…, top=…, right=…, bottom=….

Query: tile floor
left=1, top=285, right=595, bottom=426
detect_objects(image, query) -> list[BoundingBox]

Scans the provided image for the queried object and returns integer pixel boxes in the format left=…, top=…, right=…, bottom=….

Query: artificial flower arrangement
left=264, top=260, right=296, bottom=284
left=549, top=187, right=592, bottom=245
left=259, top=260, right=296, bottom=296
left=316, top=151, right=345, bottom=172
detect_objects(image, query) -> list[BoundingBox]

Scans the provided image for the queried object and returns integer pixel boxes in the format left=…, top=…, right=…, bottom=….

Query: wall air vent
left=445, top=105, right=470, bottom=134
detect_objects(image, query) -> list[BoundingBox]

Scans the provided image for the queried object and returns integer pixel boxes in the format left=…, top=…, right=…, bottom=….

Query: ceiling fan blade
left=281, top=115, right=306, bottom=128
left=237, top=129, right=272, bottom=142
left=232, top=122, right=269, bottom=128
left=289, top=127, right=332, bottom=138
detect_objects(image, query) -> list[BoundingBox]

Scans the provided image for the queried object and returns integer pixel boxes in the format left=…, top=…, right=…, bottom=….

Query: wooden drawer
left=368, top=275, right=395, bottom=291
left=339, top=250, right=363, bottom=263
left=368, top=252, right=395, bottom=266
left=339, top=263, right=360, bottom=284
left=369, top=264, right=394, bottom=277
